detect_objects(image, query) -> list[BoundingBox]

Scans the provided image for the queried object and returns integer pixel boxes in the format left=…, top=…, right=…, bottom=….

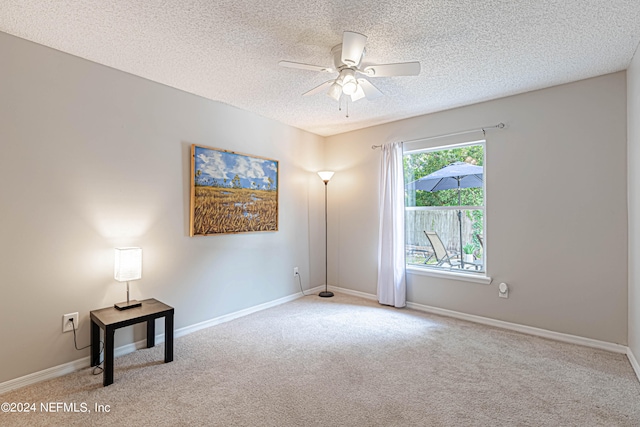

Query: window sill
left=406, top=265, right=492, bottom=285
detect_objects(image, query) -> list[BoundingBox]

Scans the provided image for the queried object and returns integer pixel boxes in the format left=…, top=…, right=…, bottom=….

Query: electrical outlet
left=498, top=283, right=509, bottom=299
left=293, top=267, right=299, bottom=276
left=62, top=312, right=79, bottom=333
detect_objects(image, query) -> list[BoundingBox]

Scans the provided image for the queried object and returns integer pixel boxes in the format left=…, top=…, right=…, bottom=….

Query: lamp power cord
left=296, top=271, right=309, bottom=296
left=69, top=318, right=104, bottom=375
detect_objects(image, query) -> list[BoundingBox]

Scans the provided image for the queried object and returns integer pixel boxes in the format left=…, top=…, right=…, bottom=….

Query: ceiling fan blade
left=279, top=61, right=334, bottom=73
left=357, top=78, right=383, bottom=100
left=362, top=62, right=421, bottom=77
left=303, top=80, right=334, bottom=97
left=341, top=31, right=367, bottom=66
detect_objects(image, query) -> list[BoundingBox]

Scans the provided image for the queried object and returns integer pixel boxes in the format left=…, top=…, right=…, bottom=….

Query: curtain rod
left=371, top=122, right=505, bottom=150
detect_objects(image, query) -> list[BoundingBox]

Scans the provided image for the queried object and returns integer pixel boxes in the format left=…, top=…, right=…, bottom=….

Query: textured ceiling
left=2, top=1, right=640, bottom=136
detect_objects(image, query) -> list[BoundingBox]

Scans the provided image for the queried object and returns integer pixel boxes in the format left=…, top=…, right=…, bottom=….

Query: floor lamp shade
left=317, top=171, right=335, bottom=183
left=114, top=247, right=142, bottom=310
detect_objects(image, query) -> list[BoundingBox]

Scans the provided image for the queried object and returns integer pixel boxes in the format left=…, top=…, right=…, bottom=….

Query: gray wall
left=325, top=72, right=628, bottom=344
left=0, top=32, right=325, bottom=383
left=629, top=48, right=640, bottom=360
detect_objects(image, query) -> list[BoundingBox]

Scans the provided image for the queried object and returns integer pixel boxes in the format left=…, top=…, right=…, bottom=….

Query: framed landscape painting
left=190, top=145, right=279, bottom=236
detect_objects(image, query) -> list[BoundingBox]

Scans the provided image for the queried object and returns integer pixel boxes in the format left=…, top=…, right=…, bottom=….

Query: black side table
left=90, top=298, right=174, bottom=386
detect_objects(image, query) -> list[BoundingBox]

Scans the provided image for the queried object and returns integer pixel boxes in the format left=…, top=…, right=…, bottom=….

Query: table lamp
left=114, top=247, right=142, bottom=310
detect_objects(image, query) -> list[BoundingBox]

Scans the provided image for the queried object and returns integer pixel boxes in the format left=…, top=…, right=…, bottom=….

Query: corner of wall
left=628, top=43, right=640, bottom=363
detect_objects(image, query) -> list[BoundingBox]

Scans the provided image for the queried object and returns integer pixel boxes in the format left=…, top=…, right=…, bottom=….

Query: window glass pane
left=405, top=209, right=484, bottom=272
left=404, top=145, right=484, bottom=208
left=404, top=143, right=485, bottom=273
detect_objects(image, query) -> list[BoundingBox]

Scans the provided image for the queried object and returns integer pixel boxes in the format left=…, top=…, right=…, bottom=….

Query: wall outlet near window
left=293, top=267, right=299, bottom=277
left=62, top=312, right=79, bottom=333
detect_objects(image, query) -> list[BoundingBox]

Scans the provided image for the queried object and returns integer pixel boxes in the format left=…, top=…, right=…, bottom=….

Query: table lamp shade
left=114, top=247, right=142, bottom=282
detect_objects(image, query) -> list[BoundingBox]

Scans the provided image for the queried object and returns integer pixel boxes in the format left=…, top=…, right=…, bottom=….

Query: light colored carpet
left=1, top=293, right=639, bottom=426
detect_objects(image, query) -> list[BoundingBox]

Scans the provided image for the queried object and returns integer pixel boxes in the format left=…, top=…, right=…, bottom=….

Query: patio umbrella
left=406, top=161, right=483, bottom=268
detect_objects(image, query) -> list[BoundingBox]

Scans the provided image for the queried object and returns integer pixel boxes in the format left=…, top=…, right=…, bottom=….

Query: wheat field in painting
left=192, top=187, right=278, bottom=235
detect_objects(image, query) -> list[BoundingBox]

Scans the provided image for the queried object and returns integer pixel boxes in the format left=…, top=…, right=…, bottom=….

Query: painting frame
left=190, top=144, right=279, bottom=236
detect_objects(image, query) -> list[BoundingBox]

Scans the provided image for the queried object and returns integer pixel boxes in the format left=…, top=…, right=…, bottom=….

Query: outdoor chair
left=423, top=231, right=461, bottom=268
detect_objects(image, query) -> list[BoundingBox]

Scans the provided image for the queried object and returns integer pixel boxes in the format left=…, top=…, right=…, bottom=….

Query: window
left=404, top=141, right=485, bottom=274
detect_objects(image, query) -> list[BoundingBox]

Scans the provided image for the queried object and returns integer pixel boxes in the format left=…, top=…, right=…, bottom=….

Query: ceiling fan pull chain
left=346, top=97, right=349, bottom=118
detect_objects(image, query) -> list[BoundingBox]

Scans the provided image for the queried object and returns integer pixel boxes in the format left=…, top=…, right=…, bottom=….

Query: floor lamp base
left=319, top=291, right=334, bottom=298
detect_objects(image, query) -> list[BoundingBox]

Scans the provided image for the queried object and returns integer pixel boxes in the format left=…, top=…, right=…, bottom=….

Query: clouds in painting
left=194, top=146, right=278, bottom=190
left=197, top=151, right=227, bottom=180
left=232, top=155, right=271, bottom=184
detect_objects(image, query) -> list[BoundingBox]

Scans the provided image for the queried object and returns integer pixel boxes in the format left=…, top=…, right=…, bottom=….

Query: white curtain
left=377, top=141, right=406, bottom=308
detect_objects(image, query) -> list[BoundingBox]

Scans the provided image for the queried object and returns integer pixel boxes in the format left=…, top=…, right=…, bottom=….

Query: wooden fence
left=406, top=209, right=478, bottom=252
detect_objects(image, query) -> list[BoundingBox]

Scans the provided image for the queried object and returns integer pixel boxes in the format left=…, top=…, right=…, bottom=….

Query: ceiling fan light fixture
left=328, top=82, right=343, bottom=101
left=339, top=68, right=357, bottom=95
left=350, top=84, right=366, bottom=102
left=342, top=80, right=358, bottom=95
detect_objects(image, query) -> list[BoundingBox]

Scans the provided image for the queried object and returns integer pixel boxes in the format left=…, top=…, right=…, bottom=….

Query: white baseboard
left=0, top=356, right=91, bottom=396
left=174, top=287, right=322, bottom=338
left=330, top=285, right=629, bottom=355
left=627, top=348, right=640, bottom=382
left=328, top=285, right=378, bottom=301
left=407, top=300, right=628, bottom=354
left=0, top=288, right=319, bottom=395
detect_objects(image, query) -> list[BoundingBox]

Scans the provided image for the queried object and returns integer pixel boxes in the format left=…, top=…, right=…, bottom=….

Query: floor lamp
left=318, top=171, right=334, bottom=298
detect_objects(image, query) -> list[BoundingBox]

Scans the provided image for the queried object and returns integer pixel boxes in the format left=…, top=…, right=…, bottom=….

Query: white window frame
left=403, top=139, right=492, bottom=285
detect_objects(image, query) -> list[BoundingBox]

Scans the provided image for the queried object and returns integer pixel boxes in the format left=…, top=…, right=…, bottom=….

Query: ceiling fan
left=279, top=31, right=421, bottom=103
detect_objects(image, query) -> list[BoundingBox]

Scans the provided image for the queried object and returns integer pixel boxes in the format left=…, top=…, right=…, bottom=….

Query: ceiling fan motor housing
left=331, top=44, right=365, bottom=70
